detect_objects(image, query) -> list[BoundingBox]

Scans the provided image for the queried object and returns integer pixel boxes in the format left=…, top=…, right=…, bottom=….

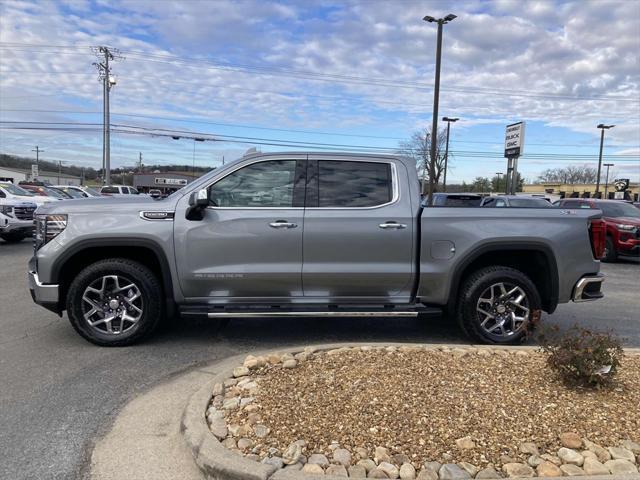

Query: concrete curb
left=180, top=342, right=640, bottom=480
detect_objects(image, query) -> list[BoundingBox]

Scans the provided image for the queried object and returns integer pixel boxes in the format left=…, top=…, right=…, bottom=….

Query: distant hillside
left=0, top=154, right=214, bottom=181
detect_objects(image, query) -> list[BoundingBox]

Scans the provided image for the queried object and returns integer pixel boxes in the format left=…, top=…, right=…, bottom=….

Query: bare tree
left=397, top=126, right=449, bottom=196
left=537, top=165, right=598, bottom=184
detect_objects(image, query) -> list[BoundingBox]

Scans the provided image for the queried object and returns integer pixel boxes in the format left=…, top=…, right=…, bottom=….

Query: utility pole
left=423, top=13, right=456, bottom=206
left=138, top=152, right=143, bottom=173
left=442, top=116, right=459, bottom=192
left=595, top=124, right=614, bottom=197
left=32, top=146, right=44, bottom=166
left=603, top=163, right=614, bottom=199
left=495, top=172, right=503, bottom=193
left=93, top=46, right=122, bottom=185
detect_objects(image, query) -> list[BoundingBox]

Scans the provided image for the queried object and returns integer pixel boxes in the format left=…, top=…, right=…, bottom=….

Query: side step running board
left=179, top=305, right=441, bottom=319
left=204, top=311, right=422, bottom=318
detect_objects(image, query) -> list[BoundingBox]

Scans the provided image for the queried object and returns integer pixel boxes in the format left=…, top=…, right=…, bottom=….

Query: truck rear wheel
left=602, top=236, right=618, bottom=263
left=457, top=266, right=541, bottom=344
left=66, top=258, right=163, bottom=346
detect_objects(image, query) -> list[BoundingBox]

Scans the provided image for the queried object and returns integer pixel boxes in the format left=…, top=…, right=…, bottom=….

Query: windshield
left=599, top=202, right=640, bottom=219
left=508, top=198, right=552, bottom=208
left=84, top=187, right=101, bottom=196
left=59, top=187, right=85, bottom=198
left=43, top=187, right=67, bottom=199
left=0, top=183, right=35, bottom=196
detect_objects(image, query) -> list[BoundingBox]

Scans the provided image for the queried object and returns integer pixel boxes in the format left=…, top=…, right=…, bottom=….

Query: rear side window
left=101, top=186, right=119, bottom=194
left=318, top=161, right=392, bottom=207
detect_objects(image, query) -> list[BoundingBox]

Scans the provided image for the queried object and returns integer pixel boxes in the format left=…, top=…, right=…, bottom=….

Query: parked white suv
left=0, top=200, right=37, bottom=242
left=0, top=182, right=56, bottom=206
left=100, top=185, right=140, bottom=196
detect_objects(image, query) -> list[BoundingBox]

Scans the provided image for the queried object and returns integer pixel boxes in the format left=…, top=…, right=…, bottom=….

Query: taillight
left=589, top=219, right=606, bottom=260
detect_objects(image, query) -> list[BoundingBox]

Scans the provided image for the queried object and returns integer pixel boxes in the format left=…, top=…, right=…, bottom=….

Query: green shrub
left=538, top=325, right=624, bottom=388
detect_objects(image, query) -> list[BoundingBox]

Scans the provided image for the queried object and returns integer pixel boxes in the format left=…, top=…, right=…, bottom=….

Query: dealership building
left=0, top=166, right=82, bottom=186
left=132, top=172, right=200, bottom=194
left=523, top=181, right=639, bottom=201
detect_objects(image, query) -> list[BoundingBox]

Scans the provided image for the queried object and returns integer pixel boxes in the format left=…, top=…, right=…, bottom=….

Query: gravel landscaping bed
left=206, top=345, right=640, bottom=478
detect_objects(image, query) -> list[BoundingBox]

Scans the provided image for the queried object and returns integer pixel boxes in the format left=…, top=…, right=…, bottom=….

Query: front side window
left=209, top=160, right=297, bottom=207
left=318, top=161, right=392, bottom=207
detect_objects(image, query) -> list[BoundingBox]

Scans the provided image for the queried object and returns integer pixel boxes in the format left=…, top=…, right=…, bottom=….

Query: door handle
left=379, top=221, right=407, bottom=229
left=269, top=220, right=298, bottom=229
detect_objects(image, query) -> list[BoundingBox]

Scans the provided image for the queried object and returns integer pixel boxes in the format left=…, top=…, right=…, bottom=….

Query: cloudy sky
left=0, top=0, right=639, bottom=183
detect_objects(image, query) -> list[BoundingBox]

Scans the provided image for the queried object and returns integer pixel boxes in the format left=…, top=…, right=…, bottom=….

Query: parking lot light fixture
left=595, top=124, right=615, bottom=196
left=423, top=13, right=456, bottom=205
left=495, top=172, right=503, bottom=193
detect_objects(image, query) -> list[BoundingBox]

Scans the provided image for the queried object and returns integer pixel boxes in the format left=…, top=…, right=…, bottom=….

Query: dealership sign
left=154, top=177, right=188, bottom=186
left=504, top=121, right=526, bottom=157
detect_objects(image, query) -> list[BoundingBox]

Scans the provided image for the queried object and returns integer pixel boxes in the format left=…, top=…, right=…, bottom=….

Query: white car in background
left=0, top=182, right=57, bottom=206
left=0, top=199, right=37, bottom=243
left=52, top=185, right=103, bottom=198
left=99, top=185, right=141, bottom=196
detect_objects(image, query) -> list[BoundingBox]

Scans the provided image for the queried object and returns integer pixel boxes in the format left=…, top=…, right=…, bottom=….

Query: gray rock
left=282, top=442, right=303, bottom=465
left=608, top=446, right=636, bottom=463
left=284, top=462, right=303, bottom=471
left=604, top=459, right=638, bottom=475
left=399, top=463, right=416, bottom=480
left=519, top=442, right=539, bottom=456
left=245, top=453, right=261, bottom=462
left=621, top=439, right=640, bottom=455
left=209, top=418, right=228, bottom=440
left=282, top=359, right=297, bottom=369
left=582, top=457, right=609, bottom=475
left=559, top=432, right=582, bottom=449
left=416, top=468, right=438, bottom=480
left=374, top=446, right=392, bottom=464
left=526, top=455, right=543, bottom=467
left=501, top=462, right=534, bottom=478
left=253, top=424, right=270, bottom=438
left=368, top=468, right=390, bottom=478
left=378, top=461, right=399, bottom=479
left=239, top=396, right=255, bottom=407
left=536, top=462, right=562, bottom=477
left=475, top=466, right=501, bottom=479
left=583, top=439, right=611, bottom=462
left=302, top=463, right=325, bottom=475
left=423, top=462, right=442, bottom=474
left=223, top=378, right=238, bottom=387
left=232, top=366, right=249, bottom=378
left=348, top=465, right=368, bottom=478
left=326, top=464, right=349, bottom=477
left=308, top=453, right=330, bottom=468
left=539, top=454, right=562, bottom=466
left=237, top=438, right=254, bottom=450
left=557, top=447, right=584, bottom=466
left=221, top=437, right=236, bottom=449
left=211, top=383, right=224, bottom=396
left=357, top=459, right=377, bottom=472
left=439, top=463, right=472, bottom=479
left=355, top=447, right=369, bottom=459
left=262, top=456, right=284, bottom=469
left=458, top=462, right=478, bottom=477
left=222, top=397, right=239, bottom=410
left=394, top=454, right=411, bottom=465
left=333, top=448, right=352, bottom=467
left=559, top=464, right=585, bottom=476
left=455, top=436, right=476, bottom=450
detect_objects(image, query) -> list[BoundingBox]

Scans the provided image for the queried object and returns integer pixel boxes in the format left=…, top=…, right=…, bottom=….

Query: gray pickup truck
left=29, top=152, right=605, bottom=346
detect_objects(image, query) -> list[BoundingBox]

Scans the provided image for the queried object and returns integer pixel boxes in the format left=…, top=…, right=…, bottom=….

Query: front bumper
left=572, top=274, right=605, bottom=303
left=28, top=269, right=61, bottom=314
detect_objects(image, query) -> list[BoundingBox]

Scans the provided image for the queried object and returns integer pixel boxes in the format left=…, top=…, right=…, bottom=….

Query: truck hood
left=35, top=195, right=177, bottom=215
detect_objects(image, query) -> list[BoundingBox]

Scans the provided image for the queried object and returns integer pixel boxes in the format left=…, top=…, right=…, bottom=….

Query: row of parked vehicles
left=0, top=181, right=160, bottom=243
left=431, top=192, right=640, bottom=262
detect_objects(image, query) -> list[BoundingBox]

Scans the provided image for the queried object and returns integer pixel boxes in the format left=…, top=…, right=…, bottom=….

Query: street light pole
left=595, top=124, right=614, bottom=197
left=495, top=172, right=503, bottom=193
left=423, top=13, right=456, bottom=206
left=603, top=163, right=614, bottom=199
left=442, top=116, right=459, bottom=192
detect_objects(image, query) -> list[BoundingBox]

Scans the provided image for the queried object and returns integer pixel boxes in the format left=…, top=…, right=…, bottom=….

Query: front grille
left=14, top=206, right=36, bottom=221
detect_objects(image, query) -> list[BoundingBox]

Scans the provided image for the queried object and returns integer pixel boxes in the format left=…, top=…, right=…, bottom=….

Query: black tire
left=602, top=236, right=618, bottom=263
left=66, top=258, right=163, bottom=346
left=457, top=266, right=541, bottom=345
left=0, top=232, right=26, bottom=243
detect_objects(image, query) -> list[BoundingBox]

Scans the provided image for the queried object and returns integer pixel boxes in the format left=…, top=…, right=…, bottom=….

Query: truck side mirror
left=186, top=188, right=209, bottom=220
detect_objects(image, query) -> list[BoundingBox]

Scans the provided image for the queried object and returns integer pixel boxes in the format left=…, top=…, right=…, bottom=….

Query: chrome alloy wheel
left=476, top=282, right=530, bottom=338
left=81, top=275, right=143, bottom=335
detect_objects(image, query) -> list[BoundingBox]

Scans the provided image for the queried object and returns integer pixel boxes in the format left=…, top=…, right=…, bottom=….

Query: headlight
left=1, top=205, right=14, bottom=217
left=34, top=214, right=67, bottom=250
left=616, top=224, right=636, bottom=231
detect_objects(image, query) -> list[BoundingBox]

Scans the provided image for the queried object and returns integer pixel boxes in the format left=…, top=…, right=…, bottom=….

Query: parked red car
left=557, top=198, right=640, bottom=262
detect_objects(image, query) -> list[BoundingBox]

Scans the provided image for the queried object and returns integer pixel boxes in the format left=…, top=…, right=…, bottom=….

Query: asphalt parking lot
left=0, top=240, right=638, bottom=480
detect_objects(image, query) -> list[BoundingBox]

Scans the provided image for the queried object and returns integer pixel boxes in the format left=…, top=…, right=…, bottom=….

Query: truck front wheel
left=457, top=266, right=541, bottom=344
left=66, top=258, right=163, bottom=346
